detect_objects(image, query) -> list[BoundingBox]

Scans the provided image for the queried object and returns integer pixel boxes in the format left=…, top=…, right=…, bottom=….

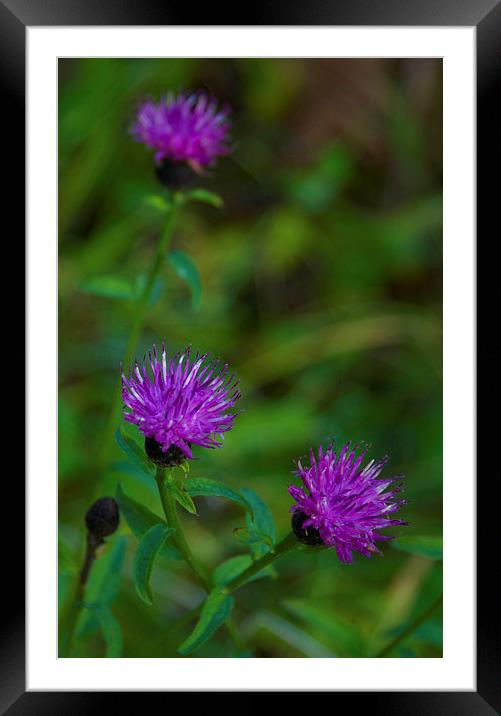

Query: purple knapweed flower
left=289, top=442, right=406, bottom=564
left=131, top=91, right=232, bottom=169
left=122, top=343, right=240, bottom=465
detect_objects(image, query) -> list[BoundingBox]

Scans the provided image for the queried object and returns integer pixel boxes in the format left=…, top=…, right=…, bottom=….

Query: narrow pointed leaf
left=115, top=483, right=182, bottom=561
left=240, top=488, right=276, bottom=558
left=178, top=588, right=234, bottom=655
left=185, top=188, right=224, bottom=209
left=212, top=554, right=275, bottom=588
left=143, top=194, right=172, bottom=213
left=115, top=427, right=155, bottom=476
left=186, top=478, right=251, bottom=512
left=134, top=523, right=175, bottom=605
left=240, top=488, right=276, bottom=542
left=166, top=474, right=198, bottom=515
left=174, top=488, right=198, bottom=515
left=79, top=275, right=135, bottom=300
left=213, top=555, right=253, bottom=586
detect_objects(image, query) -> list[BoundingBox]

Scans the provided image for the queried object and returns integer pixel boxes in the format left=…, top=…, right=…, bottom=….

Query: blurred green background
left=58, top=58, right=443, bottom=658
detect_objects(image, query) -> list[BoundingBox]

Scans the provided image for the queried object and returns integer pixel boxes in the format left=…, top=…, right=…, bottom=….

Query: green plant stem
left=98, top=204, right=179, bottom=476
left=375, top=593, right=443, bottom=657
left=59, top=533, right=103, bottom=657
left=154, top=467, right=246, bottom=651
left=224, top=532, right=300, bottom=593
left=155, top=468, right=211, bottom=589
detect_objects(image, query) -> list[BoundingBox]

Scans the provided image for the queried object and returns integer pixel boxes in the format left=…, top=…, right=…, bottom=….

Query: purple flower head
left=131, top=91, right=232, bottom=168
left=289, top=442, right=406, bottom=564
left=121, top=342, right=240, bottom=462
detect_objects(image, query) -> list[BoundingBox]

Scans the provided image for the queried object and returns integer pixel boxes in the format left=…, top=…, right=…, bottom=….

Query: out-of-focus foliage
left=59, top=58, right=442, bottom=658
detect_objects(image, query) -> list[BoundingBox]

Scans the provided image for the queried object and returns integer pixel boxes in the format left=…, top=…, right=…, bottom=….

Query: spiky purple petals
left=122, top=343, right=240, bottom=460
left=289, top=443, right=406, bottom=563
left=131, top=92, right=232, bottom=167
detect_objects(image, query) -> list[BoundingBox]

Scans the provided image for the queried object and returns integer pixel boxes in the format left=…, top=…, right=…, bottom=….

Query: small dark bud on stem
left=145, top=437, right=188, bottom=467
left=79, top=498, right=119, bottom=586
left=155, top=160, right=198, bottom=190
left=85, top=497, right=120, bottom=539
left=292, top=510, right=324, bottom=546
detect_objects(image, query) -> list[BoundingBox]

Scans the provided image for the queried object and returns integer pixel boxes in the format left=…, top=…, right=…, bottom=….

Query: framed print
left=2, top=0, right=496, bottom=711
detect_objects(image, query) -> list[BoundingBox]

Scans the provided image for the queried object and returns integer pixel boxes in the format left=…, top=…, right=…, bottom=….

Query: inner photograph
left=58, top=57, right=443, bottom=659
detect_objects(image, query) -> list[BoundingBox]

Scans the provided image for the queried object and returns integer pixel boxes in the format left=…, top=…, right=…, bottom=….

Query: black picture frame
left=4, top=0, right=494, bottom=712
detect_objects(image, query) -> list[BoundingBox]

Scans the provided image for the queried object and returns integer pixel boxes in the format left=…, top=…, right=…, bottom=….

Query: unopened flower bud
left=85, top=497, right=120, bottom=539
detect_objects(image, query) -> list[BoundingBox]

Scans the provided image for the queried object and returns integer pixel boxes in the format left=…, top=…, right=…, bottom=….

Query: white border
left=27, top=27, right=475, bottom=691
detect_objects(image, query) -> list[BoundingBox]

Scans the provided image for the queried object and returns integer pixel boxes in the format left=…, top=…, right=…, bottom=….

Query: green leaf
left=133, top=523, right=175, bottom=605
left=115, top=483, right=182, bottom=561
left=58, top=536, right=78, bottom=576
left=240, top=488, right=276, bottom=542
left=186, top=478, right=251, bottom=513
left=143, top=194, right=172, bottom=214
left=185, top=188, right=224, bottom=209
left=167, top=250, right=202, bottom=310
left=212, top=554, right=275, bottom=588
left=79, top=275, right=135, bottom=300
left=166, top=472, right=198, bottom=515
left=240, top=488, right=276, bottom=558
left=85, top=604, right=123, bottom=657
left=173, top=488, right=198, bottom=515
left=115, top=426, right=155, bottom=476
left=213, top=555, right=253, bottom=586
left=178, top=588, right=234, bottom=655
left=392, top=535, right=443, bottom=560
